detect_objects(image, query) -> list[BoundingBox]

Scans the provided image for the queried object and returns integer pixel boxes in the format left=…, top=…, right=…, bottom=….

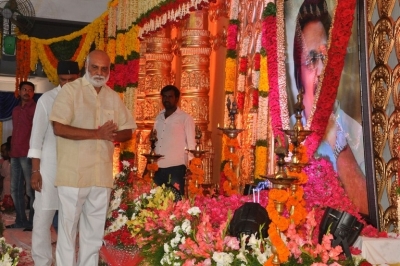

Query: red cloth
left=10, top=100, right=36, bottom=158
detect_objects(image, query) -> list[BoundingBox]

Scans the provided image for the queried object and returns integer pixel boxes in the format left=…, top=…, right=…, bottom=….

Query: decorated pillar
left=135, top=41, right=149, bottom=176
left=179, top=10, right=214, bottom=184
left=144, top=28, right=173, bottom=123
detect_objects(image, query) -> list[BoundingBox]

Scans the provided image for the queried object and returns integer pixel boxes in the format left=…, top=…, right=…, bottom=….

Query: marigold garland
left=255, top=146, right=267, bottom=178
left=221, top=135, right=240, bottom=196
left=188, top=158, right=204, bottom=196
left=17, top=12, right=108, bottom=85
left=266, top=188, right=290, bottom=264
left=224, top=58, right=236, bottom=94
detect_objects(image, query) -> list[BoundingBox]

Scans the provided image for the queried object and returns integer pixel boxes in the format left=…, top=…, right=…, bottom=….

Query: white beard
left=84, top=72, right=109, bottom=88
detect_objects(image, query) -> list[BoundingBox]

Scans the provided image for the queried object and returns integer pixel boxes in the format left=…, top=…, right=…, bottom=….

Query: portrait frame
left=283, top=0, right=379, bottom=227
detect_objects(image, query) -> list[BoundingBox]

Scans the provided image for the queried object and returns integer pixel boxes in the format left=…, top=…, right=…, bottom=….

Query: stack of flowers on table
left=102, top=159, right=375, bottom=266
left=102, top=159, right=152, bottom=265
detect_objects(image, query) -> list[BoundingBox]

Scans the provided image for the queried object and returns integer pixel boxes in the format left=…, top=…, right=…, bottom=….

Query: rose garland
left=303, top=0, right=356, bottom=157
left=262, top=3, right=284, bottom=144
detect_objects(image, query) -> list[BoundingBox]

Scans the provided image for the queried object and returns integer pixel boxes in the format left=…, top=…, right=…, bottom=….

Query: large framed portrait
left=283, top=0, right=378, bottom=226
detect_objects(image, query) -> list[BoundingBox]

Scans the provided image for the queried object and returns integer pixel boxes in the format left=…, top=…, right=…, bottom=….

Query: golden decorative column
left=179, top=10, right=214, bottom=184
left=135, top=41, right=150, bottom=176
left=144, top=28, right=173, bottom=124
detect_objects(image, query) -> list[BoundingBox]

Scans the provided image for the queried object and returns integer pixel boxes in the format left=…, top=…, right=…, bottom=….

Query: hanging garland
left=15, top=39, right=31, bottom=95
left=265, top=189, right=291, bottom=265
left=49, top=36, right=82, bottom=61
left=17, top=12, right=108, bottom=85
left=188, top=158, right=205, bottom=196
left=304, top=0, right=357, bottom=157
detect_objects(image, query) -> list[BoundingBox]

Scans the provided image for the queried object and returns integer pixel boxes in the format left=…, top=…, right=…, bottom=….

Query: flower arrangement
left=103, top=169, right=374, bottom=266
left=0, top=237, right=22, bottom=266
left=123, top=185, right=272, bottom=265
left=104, top=160, right=152, bottom=248
left=284, top=209, right=371, bottom=266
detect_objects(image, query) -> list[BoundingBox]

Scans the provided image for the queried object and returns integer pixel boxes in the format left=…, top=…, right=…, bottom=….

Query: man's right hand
left=31, top=172, right=42, bottom=192
left=96, top=120, right=118, bottom=141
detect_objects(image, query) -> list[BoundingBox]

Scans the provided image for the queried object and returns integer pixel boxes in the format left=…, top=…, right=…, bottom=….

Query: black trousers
left=153, top=165, right=186, bottom=195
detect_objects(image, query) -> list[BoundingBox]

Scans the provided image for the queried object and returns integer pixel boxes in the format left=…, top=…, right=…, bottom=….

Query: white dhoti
left=32, top=191, right=57, bottom=266
left=56, top=186, right=111, bottom=266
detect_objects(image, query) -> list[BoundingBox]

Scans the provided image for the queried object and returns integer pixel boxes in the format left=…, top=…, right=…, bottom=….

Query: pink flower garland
left=227, top=24, right=238, bottom=50
left=304, top=0, right=357, bottom=156
left=262, top=15, right=284, bottom=141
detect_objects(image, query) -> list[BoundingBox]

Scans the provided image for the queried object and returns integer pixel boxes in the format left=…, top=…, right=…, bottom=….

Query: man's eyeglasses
left=19, top=88, right=34, bottom=93
left=302, top=50, right=326, bottom=70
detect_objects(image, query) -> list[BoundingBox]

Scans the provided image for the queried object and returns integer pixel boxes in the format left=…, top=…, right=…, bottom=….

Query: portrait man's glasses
left=302, top=50, right=326, bottom=71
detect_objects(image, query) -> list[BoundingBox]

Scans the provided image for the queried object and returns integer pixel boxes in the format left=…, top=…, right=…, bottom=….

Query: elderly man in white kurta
left=50, top=50, right=137, bottom=266
left=28, top=61, right=80, bottom=266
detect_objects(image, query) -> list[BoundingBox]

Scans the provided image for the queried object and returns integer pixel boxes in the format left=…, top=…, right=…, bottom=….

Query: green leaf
left=263, top=2, right=276, bottom=18
left=49, top=36, right=82, bottom=61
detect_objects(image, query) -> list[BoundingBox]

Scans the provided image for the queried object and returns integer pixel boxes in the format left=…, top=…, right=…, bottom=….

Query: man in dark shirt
left=7, top=81, right=36, bottom=230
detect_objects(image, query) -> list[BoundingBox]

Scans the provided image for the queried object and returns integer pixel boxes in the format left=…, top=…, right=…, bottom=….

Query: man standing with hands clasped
left=29, top=61, right=80, bottom=266
left=50, top=50, right=137, bottom=266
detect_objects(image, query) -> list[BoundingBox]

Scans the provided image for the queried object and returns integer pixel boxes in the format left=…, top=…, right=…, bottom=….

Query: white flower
left=236, top=251, right=248, bottom=263
left=114, top=188, right=123, bottom=199
left=256, top=252, right=267, bottom=264
left=116, top=214, right=128, bottom=227
left=109, top=221, right=121, bottom=233
left=173, top=225, right=181, bottom=233
left=187, top=206, right=201, bottom=216
left=247, top=234, right=258, bottom=248
left=164, top=243, right=170, bottom=253
left=181, top=219, right=191, bottom=234
left=212, top=252, right=234, bottom=266
left=110, top=198, right=121, bottom=211
left=170, top=214, right=176, bottom=220
left=171, top=234, right=182, bottom=248
left=122, top=160, right=130, bottom=167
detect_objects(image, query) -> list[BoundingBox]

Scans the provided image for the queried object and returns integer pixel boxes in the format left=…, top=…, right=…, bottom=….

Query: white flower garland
left=256, top=97, right=268, bottom=141
left=123, top=87, right=137, bottom=120
left=251, top=112, right=258, bottom=145
left=138, top=0, right=214, bottom=39
left=108, top=6, right=117, bottom=38
left=229, top=0, right=239, bottom=20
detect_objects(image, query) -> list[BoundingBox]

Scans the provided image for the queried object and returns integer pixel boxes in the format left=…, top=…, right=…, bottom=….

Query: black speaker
left=319, top=207, right=363, bottom=258
left=228, top=202, right=271, bottom=239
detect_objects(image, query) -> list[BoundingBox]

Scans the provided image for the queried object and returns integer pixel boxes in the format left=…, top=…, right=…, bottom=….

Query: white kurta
left=28, top=85, right=61, bottom=210
left=154, top=107, right=196, bottom=168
